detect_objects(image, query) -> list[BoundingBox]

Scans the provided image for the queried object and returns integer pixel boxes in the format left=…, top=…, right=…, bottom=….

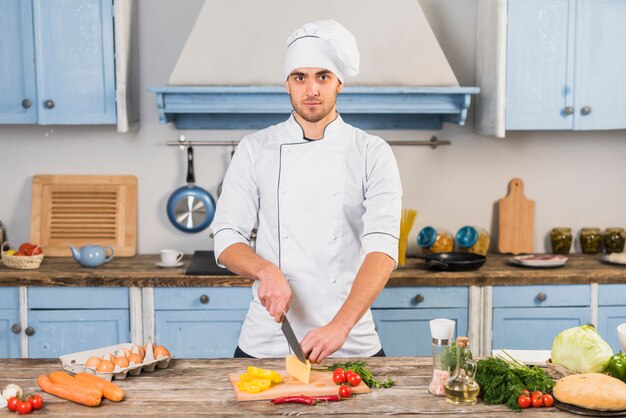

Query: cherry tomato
left=532, top=390, right=543, bottom=398
left=531, top=394, right=543, bottom=408
left=29, top=395, right=44, bottom=410
left=332, top=369, right=346, bottom=384
left=517, top=395, right=531, bottom=409
left=17, top=399, right=33, bottom=415
left=7, top=397, right=19, bottom=412
left=338, top=384, right=352, bottom=398
left=542, top=394, right=554, bottom=408
left=520, top=389, right=530, bottom=397
left=347, top=373, right=362, bottom=387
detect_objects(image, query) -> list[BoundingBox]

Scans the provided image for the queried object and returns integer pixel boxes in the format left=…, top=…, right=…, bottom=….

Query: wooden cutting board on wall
left=498, top=178, right=535, bottom=254
left=30, top=175, right=137, bottom=257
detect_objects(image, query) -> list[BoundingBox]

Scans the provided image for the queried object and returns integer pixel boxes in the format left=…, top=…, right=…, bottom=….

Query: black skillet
left=414, top=252, right=486, bottom=271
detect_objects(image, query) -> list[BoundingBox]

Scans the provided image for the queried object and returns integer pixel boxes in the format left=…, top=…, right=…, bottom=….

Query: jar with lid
left=580, top=227, right=602, bottom=254
left=428, top=318, right=455, bottom=396
left=443, top=336, right=479, bottom=405
left=604, top=227, right=625, bottom=253
left=455, top=226, right=490, bottom=256
left=551, top=227, right=573, bottom=254
left=417, top=227, right=455, bottom=254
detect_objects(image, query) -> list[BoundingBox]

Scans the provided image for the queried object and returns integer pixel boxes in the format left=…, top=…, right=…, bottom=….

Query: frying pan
left=167, top=146, right=216, bottom=233
left=414, top=252, right=486, bottom=271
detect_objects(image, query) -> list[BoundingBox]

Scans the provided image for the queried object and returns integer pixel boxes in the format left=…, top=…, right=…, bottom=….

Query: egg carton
left=59, top=342, right=173, bottom=381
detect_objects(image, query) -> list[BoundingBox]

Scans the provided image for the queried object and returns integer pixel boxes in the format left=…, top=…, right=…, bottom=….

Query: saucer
left=510, top=254, right=568, bottom=268
left=155, top=261, right=184, bottom=268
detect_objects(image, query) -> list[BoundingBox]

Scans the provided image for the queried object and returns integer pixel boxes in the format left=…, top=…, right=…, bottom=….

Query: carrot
left=37, top=374, right=101, bottom=407
left=48, top=371, right=103, bottom=398
left=75, top=372, right=125, bottom=402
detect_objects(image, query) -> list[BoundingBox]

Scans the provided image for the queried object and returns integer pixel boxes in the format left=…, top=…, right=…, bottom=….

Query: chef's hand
left=257, top=266, right=292, bottom=322
left=300, top=322, right=350, bottom=364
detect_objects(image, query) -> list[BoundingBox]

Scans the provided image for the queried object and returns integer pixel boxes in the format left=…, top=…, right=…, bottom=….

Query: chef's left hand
left=300, top=322, right=350, bottom=364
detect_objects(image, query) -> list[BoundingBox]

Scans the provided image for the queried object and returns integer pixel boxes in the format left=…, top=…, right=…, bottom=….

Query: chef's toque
left=284, top=19, right=360, bottom=83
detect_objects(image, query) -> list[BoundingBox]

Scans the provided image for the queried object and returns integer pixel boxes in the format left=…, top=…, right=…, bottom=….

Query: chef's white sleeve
left=361, top=139, right=403, bottom=267
left=211, top=138, right=259, bottom=267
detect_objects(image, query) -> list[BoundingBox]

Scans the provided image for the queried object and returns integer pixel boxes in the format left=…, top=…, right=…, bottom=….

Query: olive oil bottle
left=444, top=336, right=480, bottom=405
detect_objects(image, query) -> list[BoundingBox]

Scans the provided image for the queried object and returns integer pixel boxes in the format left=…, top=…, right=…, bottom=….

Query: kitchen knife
left=280, top=315, right=307, bottom=363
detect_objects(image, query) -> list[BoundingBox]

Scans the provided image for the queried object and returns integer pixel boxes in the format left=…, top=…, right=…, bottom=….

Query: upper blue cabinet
left=475, top=0, right=626, bottom=137
left=0, top=0, right=138, bottom=130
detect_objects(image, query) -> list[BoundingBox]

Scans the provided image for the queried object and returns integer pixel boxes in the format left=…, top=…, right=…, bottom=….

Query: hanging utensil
left=166, top=146, right=216, bottom=233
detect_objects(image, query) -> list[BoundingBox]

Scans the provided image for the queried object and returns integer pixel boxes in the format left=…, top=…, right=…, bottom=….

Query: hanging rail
left=167, top=135, right=450, bottom=149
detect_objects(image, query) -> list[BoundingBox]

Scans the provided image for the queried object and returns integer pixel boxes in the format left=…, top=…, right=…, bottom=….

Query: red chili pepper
left=271, top=395, right=317, bottom=405
left=312, top=395, right=341, bottom=402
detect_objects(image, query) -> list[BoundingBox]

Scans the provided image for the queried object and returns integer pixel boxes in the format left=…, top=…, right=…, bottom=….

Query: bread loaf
left=553, top=373, right=626, bottom=411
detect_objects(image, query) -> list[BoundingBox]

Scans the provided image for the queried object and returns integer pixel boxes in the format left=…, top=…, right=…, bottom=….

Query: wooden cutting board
left=30, top=175, right=137, bottom=256
left=229, top=370, right=370, bottom=401
left=498, top=178, right=535, bottom=254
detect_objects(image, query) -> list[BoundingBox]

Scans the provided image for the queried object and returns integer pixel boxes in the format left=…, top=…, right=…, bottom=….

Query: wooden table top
left=1, top=357, right=571, bottom=417
left=0, top=253, right=624, bottom=287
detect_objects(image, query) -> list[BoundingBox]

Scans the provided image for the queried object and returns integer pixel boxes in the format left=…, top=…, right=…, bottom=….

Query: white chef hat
left=284, top=19, right=360, bottom=83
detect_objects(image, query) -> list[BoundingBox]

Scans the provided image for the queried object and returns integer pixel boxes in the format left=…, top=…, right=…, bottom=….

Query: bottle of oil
left=444, top=336, right=479, bottom=405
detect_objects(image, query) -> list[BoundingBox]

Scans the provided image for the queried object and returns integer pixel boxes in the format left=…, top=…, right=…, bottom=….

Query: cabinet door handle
left=199, top=295, right=210, bottom=304
left=11, top=324, right=21, bottom=334
left=563, top=106, right=574, bottom=115
left=44, top=99, right=55, bottom=109
left=25, top=327, right=35, bottom=336
left=580, top=106, right=591, bottom=115
left=536, top=292, right=547, bottom=302
left=415, top=294, right=425, bottom=304
left=22, top=99, right=31, bottom=109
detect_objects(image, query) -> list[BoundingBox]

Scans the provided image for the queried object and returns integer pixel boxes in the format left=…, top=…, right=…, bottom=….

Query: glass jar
left=418, top=227, right=455, bottom=254
left=444, top=336, right=479, bottom=405
left=455, top=226, right=490, bottom=256
left=428, top=318, right=455, bottom=397
left=551, top=227, right=573, bottom=254
left=604, top=227, right=626, bottom=254
left=580, top=227, right=602, bottom=254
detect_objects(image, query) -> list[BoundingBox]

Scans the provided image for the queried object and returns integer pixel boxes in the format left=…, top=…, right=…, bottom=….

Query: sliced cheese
left=285, top=354, right=311, bottom=384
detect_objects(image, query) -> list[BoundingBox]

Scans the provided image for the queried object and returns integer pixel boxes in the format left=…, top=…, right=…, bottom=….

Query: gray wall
left=1, top=0, right=624, bottom=255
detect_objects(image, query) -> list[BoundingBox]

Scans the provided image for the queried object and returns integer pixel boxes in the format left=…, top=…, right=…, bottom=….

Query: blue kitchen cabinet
left=492, top=285, right=590, bottom=350
left=598, top=284, right=626, bottom=353
left=0, top=288, right=20, bottom=358
left=371, top=287, right=468, bottom=356
left=476, top=0, right=626, bottom=136
left=0, top=0, right=116, bottom=124
left=27, top=288, right=130, bottom=358
left=154, top=288, right=251, bottom=358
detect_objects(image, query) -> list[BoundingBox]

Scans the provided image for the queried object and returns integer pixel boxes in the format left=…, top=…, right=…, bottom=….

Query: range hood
left=150, top=0, right=479, bottom=130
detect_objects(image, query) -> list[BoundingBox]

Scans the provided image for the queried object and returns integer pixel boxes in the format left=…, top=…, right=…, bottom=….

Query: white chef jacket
left=211, top=113, right=402, bottom=358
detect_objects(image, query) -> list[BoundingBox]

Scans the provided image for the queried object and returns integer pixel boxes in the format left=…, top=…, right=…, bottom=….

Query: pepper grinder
left=428, top=318, right=455, bottom=396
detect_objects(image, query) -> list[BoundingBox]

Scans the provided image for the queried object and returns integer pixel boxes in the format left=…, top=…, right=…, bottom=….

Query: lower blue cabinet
left=598, top=284, right=626, bottom=353
left=154, top=287, right=252, bottom=359
left=28, top=287, right=130, bottom=358
left=0, top=288, right=20, bottom=358
left=371, top=287, right=469, bottom=356
left=492, top=285, right=591, bottom=350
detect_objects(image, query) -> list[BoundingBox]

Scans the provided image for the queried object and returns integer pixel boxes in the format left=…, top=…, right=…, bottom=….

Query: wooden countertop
left=0, top=253, right=624, bottom=287
left=2, top=357, right=567, bottom=417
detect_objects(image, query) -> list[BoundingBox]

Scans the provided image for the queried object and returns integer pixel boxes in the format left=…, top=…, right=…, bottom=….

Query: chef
left=211, top=19, right=402, bottom=363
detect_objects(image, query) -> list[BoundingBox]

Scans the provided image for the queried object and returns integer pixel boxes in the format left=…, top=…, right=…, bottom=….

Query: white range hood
left=150, top=0, right=479, bottom=130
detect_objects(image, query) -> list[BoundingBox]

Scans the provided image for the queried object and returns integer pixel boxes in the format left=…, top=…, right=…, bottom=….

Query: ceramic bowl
left=617, top=323, right=626, bottom=351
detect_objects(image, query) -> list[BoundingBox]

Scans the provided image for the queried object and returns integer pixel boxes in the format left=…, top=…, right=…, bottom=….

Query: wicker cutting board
left=30, top=175, right=137, bottom=257
left=498, top=178, right=535, bottom=255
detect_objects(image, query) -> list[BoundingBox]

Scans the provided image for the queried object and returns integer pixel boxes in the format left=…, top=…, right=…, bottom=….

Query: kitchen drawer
left=372, top=287, right=468, bottom=309
left=28, top=288, right=129, bottom=309
left=154, top=287, right=252, bottom=310
left=492, top=285, right=589, bottom=308
left=599, top=284, right=626, bottom=306
left=0, top=287, right=18, bottom=309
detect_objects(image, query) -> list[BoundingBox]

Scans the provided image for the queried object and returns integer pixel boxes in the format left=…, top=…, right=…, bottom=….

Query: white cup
left=160, top=249, right=183, bottom=265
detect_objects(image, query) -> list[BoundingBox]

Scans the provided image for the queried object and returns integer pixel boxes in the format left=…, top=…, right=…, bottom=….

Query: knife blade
left=280, top=315, right=307, bottom=363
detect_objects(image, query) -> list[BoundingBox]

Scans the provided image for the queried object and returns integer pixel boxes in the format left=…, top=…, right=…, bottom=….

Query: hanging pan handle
left=187, top=146, right=196, bottom=184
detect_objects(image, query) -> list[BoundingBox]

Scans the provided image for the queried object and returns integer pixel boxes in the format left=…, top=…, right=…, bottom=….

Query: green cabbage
left=551, top=325, right=613, bottom=373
